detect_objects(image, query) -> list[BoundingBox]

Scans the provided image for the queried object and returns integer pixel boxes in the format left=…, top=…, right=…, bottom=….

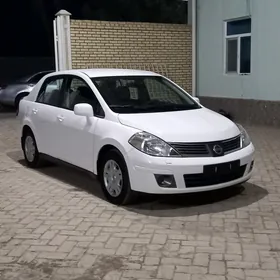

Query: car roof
left=49, top=68, right=161, bottom=78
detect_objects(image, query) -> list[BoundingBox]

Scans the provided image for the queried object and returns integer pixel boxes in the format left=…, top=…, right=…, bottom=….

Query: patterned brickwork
left=1, top=113, right=280, bottom=279
left=70, top=20, right=192, bottom=92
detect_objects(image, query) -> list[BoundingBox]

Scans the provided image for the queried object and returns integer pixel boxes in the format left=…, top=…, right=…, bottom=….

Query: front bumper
left=126, top=143, right=255, bottom=194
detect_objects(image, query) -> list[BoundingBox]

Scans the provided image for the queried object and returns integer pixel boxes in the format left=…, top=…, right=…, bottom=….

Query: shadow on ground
left=125, top=182, right=267, bottom=217
left=7, top=150, right=104, bottom=200
left=8, top=150, right=268, bottom=217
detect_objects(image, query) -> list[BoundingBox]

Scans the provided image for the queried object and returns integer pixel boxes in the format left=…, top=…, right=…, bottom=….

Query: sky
left=0, top=0, right=187, bottom=58
left=0, top=1, right=52, bottom=57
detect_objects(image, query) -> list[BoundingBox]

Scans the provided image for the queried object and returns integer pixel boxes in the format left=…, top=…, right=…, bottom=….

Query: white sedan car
left=18, top=69, right=255, bottom=205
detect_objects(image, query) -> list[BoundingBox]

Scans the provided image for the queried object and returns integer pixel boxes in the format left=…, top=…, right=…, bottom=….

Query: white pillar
left=54, top=10, right=72, bottom=71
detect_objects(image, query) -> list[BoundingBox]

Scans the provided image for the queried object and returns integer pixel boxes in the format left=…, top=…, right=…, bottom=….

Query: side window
left=62, top=77, right=104, bottom=117
left=37, top=77, right=64, bottom=107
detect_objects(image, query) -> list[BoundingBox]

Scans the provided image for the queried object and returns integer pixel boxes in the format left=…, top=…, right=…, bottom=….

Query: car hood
left=118, top=108, right=240, bottom=142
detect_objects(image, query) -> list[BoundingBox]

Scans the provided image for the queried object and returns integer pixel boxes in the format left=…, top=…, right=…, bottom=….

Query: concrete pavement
left=0, top=113, right=280, bottom=280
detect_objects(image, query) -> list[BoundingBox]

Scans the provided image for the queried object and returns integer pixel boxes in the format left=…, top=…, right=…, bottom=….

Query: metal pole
left=53, top=20, right=59, bottom=71
left=66, top=16, right=72, bottom=70
left=192, top=0, right=197, bottom=96
left=182, top=0, right=196, bottom=96
left=56, top=16, right=64, bottom=71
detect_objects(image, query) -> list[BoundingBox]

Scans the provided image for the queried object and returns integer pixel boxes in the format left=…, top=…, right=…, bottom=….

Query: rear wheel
left=99, top=149, right=136, bottom=205
left=22, top=130, right=42, bottom=168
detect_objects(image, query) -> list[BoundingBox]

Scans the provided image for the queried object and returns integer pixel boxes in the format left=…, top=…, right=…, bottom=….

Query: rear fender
left=19, top=100, right=38, bottom=144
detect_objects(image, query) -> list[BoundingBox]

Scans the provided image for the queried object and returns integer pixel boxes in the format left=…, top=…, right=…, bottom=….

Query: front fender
left=92, top=120, right=140, bottom=174
left=93, top=137, right=134, bottom=175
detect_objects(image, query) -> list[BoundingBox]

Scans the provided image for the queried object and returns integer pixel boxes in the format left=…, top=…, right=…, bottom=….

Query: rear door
left=30, top=76, right=66, bottom=157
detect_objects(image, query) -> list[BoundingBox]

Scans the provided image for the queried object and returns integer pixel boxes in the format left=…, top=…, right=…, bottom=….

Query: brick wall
left=70, top=20, right=192, bottom=92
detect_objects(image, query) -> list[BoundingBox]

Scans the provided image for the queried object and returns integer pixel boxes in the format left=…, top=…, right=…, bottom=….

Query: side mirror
left=74, top=103, right=94, bottom=117
left=193, top=97, right=200, bottom=103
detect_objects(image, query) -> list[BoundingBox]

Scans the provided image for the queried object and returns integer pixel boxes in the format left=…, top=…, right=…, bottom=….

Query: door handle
left=32, top=108, right=38, bottom=114
left=57, top=115, right=65, bottom=122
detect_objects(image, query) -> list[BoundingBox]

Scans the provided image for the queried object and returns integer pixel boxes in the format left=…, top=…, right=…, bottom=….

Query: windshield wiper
left=145, top=103, right=200, bottom=111
left=109, top=103, right=200, bottom=112
left=109, top=104, right=136, bottom=108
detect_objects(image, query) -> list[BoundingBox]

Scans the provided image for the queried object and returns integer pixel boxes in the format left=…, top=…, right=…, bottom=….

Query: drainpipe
left=183, top=0, right=197, bottom=96
left=192, top=0, right=197, bottom=97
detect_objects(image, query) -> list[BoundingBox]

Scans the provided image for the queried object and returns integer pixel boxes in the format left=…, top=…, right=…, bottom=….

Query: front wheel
left=99, top=149, right=136, bottom=205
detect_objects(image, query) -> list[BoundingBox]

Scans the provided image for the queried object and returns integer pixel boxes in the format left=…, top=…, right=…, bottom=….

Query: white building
left=196, top=0, right=280, bottom=126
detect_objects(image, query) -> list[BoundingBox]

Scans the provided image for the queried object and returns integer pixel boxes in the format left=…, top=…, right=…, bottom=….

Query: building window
left=225, top=18, right=251, bottom=74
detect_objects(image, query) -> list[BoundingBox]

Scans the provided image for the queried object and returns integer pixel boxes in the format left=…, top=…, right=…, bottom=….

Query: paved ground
left=0, top=113, right=280, bottom=280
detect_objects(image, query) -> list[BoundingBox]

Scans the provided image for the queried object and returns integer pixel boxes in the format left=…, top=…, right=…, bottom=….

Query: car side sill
left=40, top=153, right=98, bottom=180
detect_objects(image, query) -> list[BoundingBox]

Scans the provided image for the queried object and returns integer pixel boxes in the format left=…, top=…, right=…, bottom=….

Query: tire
left=22, top=130, right=41, bottom=168
left=99, top=149, right=136, bottom=205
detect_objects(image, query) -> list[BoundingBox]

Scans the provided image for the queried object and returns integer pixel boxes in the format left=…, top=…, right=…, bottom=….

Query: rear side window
left=37, top=77, right=64, bottom=107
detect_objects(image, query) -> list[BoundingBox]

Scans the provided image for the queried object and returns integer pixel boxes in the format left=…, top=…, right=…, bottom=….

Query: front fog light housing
left=236, top=124, right=251, bottom=148
left=155, top=174, right=176, bottom=188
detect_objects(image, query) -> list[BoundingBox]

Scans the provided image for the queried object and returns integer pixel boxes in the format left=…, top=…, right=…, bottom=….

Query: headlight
left=128, top=132, right=180, bottom=157
left=236, top=124, right=251, bottom=148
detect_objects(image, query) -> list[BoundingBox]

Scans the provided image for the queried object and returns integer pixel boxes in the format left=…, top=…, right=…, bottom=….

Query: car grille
left=169, top=135, right=241, bottom=157
left=184, top=160, right=246, bottom=188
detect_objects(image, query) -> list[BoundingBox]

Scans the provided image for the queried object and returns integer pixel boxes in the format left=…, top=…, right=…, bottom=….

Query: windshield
left=91, top=76, right=201, bottom=114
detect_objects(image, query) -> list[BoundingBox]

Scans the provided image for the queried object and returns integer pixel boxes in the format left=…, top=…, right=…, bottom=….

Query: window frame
left=62, top=75, right=105, bottom=118
left=224, top=17, right=252, bottom=75
left=36, top=75, right=66, bottom=107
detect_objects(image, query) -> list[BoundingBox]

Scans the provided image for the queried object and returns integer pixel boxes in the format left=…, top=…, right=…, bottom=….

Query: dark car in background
left=0, top=70, right=53, bottom=112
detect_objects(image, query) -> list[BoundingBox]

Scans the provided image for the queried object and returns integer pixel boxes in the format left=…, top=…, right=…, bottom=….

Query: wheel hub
left=103, top=160, right=123, bottom=197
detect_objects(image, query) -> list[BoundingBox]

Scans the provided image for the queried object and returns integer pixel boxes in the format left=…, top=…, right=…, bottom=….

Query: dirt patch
left=74, top=255, right=124, bottom=280
left=0, top=256, right=124, bottom=280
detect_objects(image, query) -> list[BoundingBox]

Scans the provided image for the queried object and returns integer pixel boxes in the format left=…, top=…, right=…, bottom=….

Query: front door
left=55, top=76, right=101, bottom=171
